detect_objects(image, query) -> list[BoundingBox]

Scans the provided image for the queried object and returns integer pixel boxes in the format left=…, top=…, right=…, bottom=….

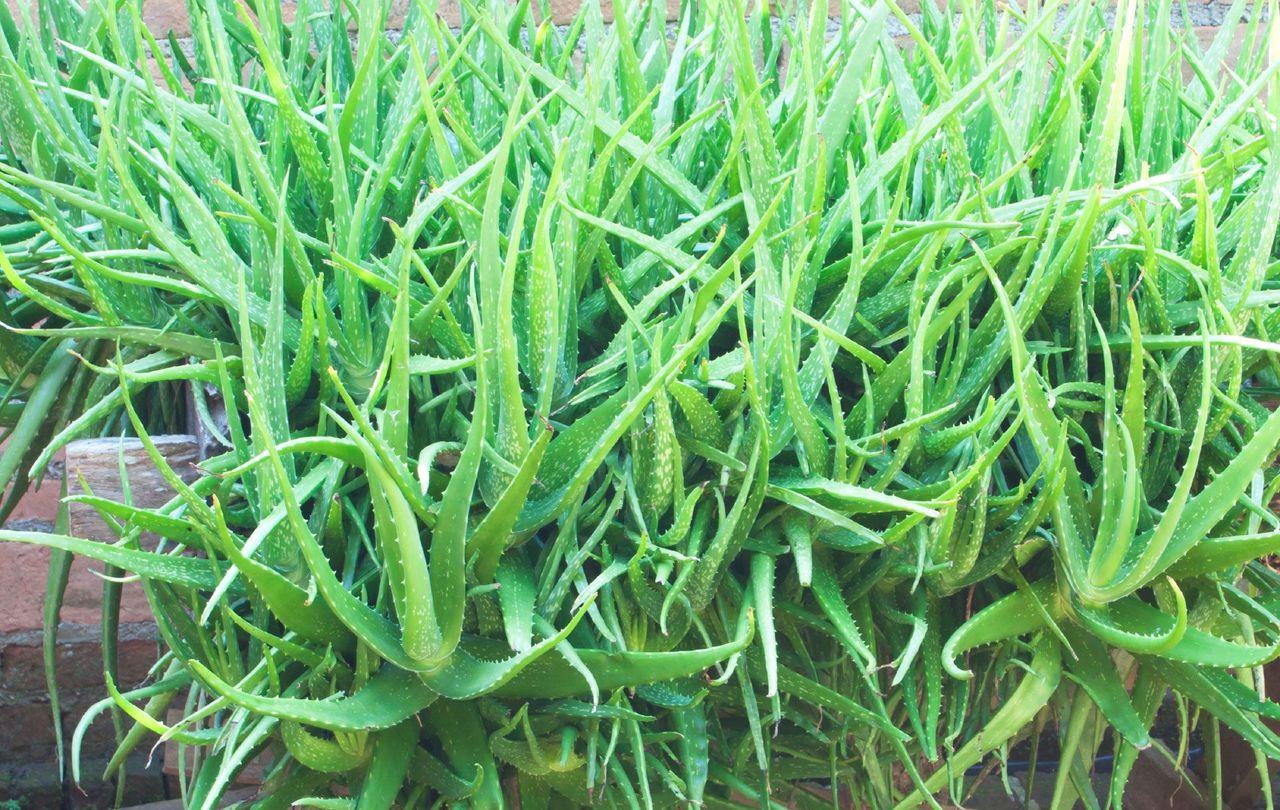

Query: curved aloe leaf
left=190, top=663, right=437, bottom=733
left=1077, top=595, right=1277, bottom=667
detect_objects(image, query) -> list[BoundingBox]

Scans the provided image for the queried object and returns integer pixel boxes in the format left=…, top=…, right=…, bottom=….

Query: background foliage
left=5, top=0, right=1280, bottom=807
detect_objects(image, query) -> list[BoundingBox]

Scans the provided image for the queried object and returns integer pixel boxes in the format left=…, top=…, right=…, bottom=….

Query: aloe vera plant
left=6, top=0, right=1280, bottom=807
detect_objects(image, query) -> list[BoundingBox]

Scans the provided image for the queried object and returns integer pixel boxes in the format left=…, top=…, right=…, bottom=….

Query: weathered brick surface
left=1, top=434, right=168, bottom=805
left=0, top=637, right=163, bottom=805
left=0, top=544, right=157, bottom=636
left=0, top=702, right=60, bottom=759
left=1, top=637, right=157, bottom=694
left=0, top=755, right=169, bottom=809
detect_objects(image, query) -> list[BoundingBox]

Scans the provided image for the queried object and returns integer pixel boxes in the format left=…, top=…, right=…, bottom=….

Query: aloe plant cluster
left=5, top=0, right=1280, bottom=806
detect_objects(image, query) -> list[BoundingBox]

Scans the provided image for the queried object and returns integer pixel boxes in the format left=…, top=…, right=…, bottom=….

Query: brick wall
left=0, top=452, right=165, bottom=809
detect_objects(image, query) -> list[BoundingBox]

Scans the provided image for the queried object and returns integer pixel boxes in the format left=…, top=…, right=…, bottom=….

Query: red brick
left=0, top=642, right=46, bottom=692
left=3, top=478, right=59, bottom=524
left=0, top=543, right=157, bottom=635
left=0, top=702, right=59, bottom=760
left=2, top=641, right=96, bottom=693
left=116, top=639, right=161, bottom=685
left=2, top=638, right=157, bottom=694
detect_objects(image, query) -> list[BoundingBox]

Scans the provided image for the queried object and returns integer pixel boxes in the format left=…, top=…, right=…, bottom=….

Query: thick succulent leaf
left=487, top=610, right=754, bottom=700
left=893, top=636, right=1062, bottom=810
left=1060, top=625, right=1149, bottom=747
left=942, top=580, right=1053, bottom=679
left=0, top=530, right=240, bottom=594
left=1076, top=596, right=1278, bottom=667
left=190, top=664, right=437, bottom=732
